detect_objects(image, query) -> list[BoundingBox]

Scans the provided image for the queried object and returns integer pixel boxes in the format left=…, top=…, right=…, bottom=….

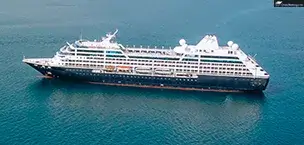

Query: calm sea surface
left=0, top=0, right=303, bottom=144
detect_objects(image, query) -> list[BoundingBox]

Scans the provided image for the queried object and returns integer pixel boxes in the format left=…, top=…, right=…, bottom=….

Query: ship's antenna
left=249, top=53, right=258, bottom=62
left=80, top=31, right=83, bottom=40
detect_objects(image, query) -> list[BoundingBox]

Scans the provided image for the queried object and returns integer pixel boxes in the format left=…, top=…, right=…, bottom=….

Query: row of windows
left=63, top=47, right=239, bottom=60
left=106, top=55, right=126, bottom=58
left=72, top=70, right=251, bottom=78
left=76, top=53, right=126, bottom=57
left=128, top=56, right=179, bottom=60
left=59, top=51, right=123, bottom=57
left=182, top=58, right=240, bottom=62
left=63, top=64, right=247, bottom=74
left=77, top=50, right=104, bottom=53
left=58, top=52, right=73, bottom=55
left=64, top=63, right=199, bottom=70
left=127, top=53, right=239, bottom=60
left=210, top=63, right=245, bottom=67
left=203, top=71, right=252, bottom=75
left=106, top=51, right=122, bottom=54
left=201, top=59, right=243, bottom=64
left=67, top=69, right=252, bottom=75
left=77, top=52, right=103, bottom=55
left=74, top=72, right=197, bottom=81
left=127, top=56, right=242, bottom=64
left=70, top=69, right=87, bottom=72
left=68, top=69, right=255, bottom=79
left=87, top=57, right=104, bottom=60
left=183, top=58, right=198, bottom=61
left=63, top=58, right=244, bottom=66
left=77, top=50, right=122, bottom=54
left=201, top=55, right=239, bottom=59
left=69, top=68, right=198, bottom=74
left=152, top=64, right=199, bottom=68
left=203, top=67, right=248, bottom=71
left=72, top=52, right=240, bottom=61
left=127, top=49, right=169, bottom=53
left=63, top=63, right=251, bottom=74
left=63, top=60, right=246, bottom=70
left=63, top=62, right=247, bottom=70
left=228, top=51, right=234, bottom=54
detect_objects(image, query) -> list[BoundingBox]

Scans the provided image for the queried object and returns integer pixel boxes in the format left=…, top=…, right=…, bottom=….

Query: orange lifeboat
left=117, top=66, right=132, bottom=72
left=104, top=65, right=115, bottom=72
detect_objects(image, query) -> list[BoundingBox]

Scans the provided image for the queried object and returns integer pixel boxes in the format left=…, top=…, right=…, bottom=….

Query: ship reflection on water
left=30, top=79, right=265, bottom=102
left=28, top=79, right=265, bottom=141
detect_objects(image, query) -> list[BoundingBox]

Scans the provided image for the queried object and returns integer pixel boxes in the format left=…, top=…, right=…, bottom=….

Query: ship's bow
left=23, top=58, right=54, bottom=76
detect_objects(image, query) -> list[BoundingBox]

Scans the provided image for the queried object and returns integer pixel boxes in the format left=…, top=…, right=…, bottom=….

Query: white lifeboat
left=135, top=67, right=152, bottom=74
left=154, top=69, right=172, bottom=75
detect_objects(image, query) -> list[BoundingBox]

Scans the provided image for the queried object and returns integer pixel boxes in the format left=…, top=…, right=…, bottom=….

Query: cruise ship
left=23, top=29, right=270, bottom=92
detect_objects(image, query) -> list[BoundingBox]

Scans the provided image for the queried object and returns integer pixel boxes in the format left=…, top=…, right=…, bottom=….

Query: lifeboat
left=175, top=72, right=192, bottom=77
left=103, top=66, right=115, bottom=72
left=155, top=69, right=173, bottom=75
left=117, top=66, right=132, bottom=72
left=92, top=69, right=103, bottom=73
left=135, top=67, right=152, bottom=74
left=175, top=72, right=188, bottom=76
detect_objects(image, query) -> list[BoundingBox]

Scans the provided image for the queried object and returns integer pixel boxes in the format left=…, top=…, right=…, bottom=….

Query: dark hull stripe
left=88, top=81, right=243, bottom=93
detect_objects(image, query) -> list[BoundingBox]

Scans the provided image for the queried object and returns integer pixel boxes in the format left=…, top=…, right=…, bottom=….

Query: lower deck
left=25, top=63, right=270, bottom=92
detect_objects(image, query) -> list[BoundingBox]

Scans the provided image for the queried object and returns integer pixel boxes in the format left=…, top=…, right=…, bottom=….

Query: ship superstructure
left=23, top=29, right=270, bottom=92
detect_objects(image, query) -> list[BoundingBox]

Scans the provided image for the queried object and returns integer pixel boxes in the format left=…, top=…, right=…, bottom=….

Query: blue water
left=0, top=0, right=304, bottom=144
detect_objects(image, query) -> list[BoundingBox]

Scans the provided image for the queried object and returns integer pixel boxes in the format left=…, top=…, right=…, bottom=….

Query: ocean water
left=0, top=0, right=304, bottom=144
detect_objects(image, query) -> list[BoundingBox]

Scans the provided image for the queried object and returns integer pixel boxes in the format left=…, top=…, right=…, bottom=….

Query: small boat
left=135, top=67, right=152, bottom=74
left=92, top=69, right=103, bottom=73
left=175, top=72, right=194, bottom=77
left=103, top=66, right=115, bottom=72
left=117, top=66, right=132, bottom=72
left=155, top=69, right=172, bottom=75
left=275, top=1, right=282, bottom=5
left=175, top=72, right=188, bottom=76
